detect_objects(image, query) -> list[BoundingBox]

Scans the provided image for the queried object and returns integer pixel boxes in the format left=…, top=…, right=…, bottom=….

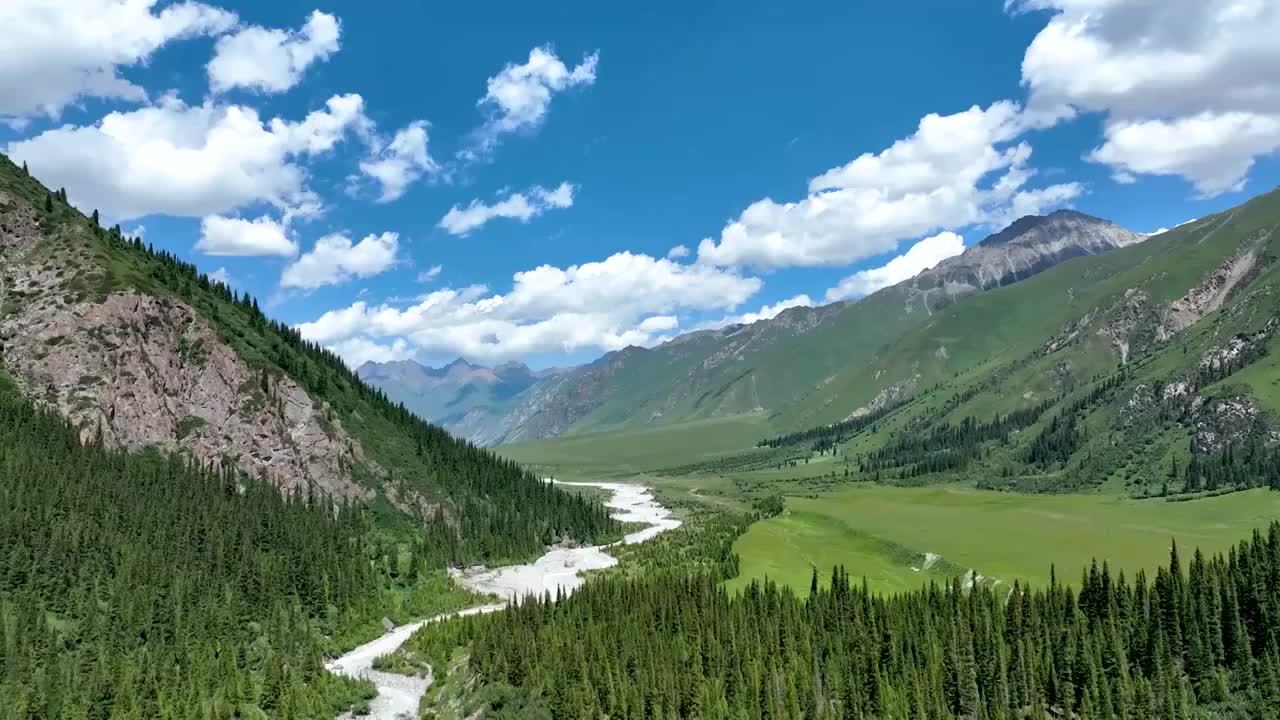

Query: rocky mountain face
left=0, top=187, right=371, bottom=499
left=425, top=210, right=1146, bottom=446
left=894, top=209, right=1145, bottom=313
left=0, top=188, right=373, bottom=497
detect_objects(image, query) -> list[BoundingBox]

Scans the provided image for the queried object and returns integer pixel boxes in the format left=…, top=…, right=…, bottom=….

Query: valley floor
left=503, top=419, right=1280, bottom=599
left=727, top=484, right=1280, bottom=595
left=327, top=481, right=680, bottom=719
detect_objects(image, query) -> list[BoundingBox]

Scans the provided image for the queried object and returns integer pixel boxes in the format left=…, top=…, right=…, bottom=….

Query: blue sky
left=4, top=0, right=1279, bottom=369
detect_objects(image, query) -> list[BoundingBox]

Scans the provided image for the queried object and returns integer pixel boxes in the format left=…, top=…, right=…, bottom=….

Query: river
left=327, top=481, right=680, bottom=719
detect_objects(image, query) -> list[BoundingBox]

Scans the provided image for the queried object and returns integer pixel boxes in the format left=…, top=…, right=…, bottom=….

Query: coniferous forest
left=0, top=152, right=635, bottom=718
left=407, top=526, right=1280, bottom=719
left=0, top=385, right=415, bottom=717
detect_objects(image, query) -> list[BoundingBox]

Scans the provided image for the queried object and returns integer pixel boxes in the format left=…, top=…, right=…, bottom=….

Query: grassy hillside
left=501, top=187, right=1280, bottom=602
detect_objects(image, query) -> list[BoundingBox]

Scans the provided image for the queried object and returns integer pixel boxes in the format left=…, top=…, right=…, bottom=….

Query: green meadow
left=500, top=413, right=765, bottom=478
left=728, top=484, right=1280, bottom=595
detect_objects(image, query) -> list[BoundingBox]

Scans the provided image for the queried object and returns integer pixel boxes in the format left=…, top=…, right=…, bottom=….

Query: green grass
left=499, top=413, right=766, bottom=479
left=729, top=484, right=1280, bottom=596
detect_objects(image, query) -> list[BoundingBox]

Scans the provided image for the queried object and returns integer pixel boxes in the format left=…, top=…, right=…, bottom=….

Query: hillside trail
left=328, top=481, right=680, bottom=719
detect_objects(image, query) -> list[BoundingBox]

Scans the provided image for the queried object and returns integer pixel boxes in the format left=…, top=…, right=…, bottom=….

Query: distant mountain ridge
left=362, top=209, right=1150, bottom=446
left=357, top=357, right=544, bottom=432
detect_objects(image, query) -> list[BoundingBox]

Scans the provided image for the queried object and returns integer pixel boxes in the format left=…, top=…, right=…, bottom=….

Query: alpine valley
left=6, top=1, right=1280, bottom=719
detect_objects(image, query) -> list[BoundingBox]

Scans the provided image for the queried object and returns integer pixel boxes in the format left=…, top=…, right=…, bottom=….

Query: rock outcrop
left=899, top=209, right=1144, bottom=310
left=0, top=190, right=370, bottom=499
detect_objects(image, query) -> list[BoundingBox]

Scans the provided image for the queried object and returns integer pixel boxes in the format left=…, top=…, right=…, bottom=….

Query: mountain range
left=361, top=208, right=1147, bottom=445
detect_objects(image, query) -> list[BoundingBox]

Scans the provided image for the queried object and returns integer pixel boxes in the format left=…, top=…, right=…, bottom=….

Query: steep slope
left=744, top=187, right=1280, bottom=497
left=470, top=209, right=1145, bottom=445
left=0, top=153, right=615, bottom=564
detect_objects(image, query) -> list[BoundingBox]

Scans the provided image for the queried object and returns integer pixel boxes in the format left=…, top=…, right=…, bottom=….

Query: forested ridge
left=0, top=381, right=417, bottom=717
left=408, top=524, right=1280, bottom=719
left=1, top=151, right=618, bottom=566
left=0, top=153, right=620, bottom=717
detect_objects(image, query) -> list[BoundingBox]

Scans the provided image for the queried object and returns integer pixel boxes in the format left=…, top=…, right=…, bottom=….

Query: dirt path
left=328, top=481, right=679, bottom=719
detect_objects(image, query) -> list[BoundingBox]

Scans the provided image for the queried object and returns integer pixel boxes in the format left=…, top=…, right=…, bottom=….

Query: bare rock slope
left=0, top=189, right=370, bottom=499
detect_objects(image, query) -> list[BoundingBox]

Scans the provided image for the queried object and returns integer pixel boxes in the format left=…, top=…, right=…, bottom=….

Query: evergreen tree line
left=859, top=399, right=1056, bottom=479
left=757, top=400, right=906, bottom=453
left=411, top=527, right=1280, bottom=719
left=0, top=388, right=398, bottom=718
left=1020, top=373, right=1130, bottom=470
left=1182, top=440, right=1280, bottom=494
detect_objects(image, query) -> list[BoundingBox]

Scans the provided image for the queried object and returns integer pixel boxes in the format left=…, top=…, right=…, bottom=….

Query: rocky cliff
left=0, top=187, right=371, bottom=499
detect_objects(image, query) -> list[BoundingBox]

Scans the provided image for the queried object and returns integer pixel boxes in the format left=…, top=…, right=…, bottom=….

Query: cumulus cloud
left=1014, top=0, right=1280, bottom=194
left=438, top=182, right=575, bottom=236
left=296, top=252, right=760, bottom=364
left=417, top=265, right=443, bottom=283
left=825, top=231, right=966, bottom=302
left=329, top=337, right=414, bottom=368
left=1089, top=113, right=1280, bottom=196
left=464, top=45, right=597, bottom=159
left=8, top=92, right=371, bottom=221
left=207, top=267, right=234, bottom=286
left=7, top=93, right=370, bottom=221
left=196, top=214, right=297, bottom=257
left=697, top=102, right=1078, bottom=270
left=207, top=10, right=340, bottom=94
left=667, top=245, right=690, bottom=259
left=0, top=0, right=236, bottom=120
left=704, top=294, right=815, bottom=330
left=358, top=120, right=439, bottom=202
left=281, top=231, right=400, bottom=289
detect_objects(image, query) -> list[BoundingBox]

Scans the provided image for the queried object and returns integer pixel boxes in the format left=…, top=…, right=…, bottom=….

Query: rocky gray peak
left=898, top=209, right=1144, bottom=307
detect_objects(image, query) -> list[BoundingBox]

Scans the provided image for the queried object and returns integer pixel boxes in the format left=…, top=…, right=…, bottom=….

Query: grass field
left=728, top=484, right=1280, bottom=596
left=500, top=413, right=766, bottom=479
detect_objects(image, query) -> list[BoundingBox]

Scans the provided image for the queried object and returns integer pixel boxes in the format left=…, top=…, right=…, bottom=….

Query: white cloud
left=638, top=315, right=679, bottom=333
left=1015, top=0, right=1280, bottom=194
left=825, top=231, right=966, bottom=302
left=1089, top=113, right=1280, bottom=196
left=207, top=10, right=340, bottom=94
left=196, top=214, right=297, bottom=257
left=418, top=265, right=443, bottom=283
left=986, top=181, right=1084, bottom=230
left=464, top=46, right=598, bottom=159
left=704, top=294, right=815, bottom=330
left=667, top=244, right=690, bottom=259
left=358, top=120, right=438, bottom=202
left=207, top=266, right=234, bottom=286
left=438, top=182, right=575, bottom=236
left=281, top=231, right=400, bottom=289
left=7, top=93, right=370, bottom=221
left=329, top=337, right=413, bottom=368
left=696, top=102, right=1078, bottom=270
left=0, top=0, right=236, bottom=120
left=297, top=252, right=760, bottom=364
